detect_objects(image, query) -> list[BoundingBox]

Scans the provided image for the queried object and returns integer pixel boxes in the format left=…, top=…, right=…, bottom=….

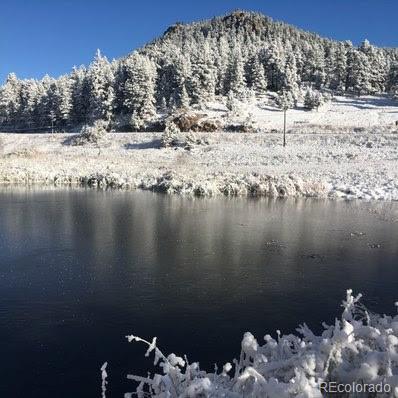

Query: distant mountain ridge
left=1, top=10, right=398, bottom=131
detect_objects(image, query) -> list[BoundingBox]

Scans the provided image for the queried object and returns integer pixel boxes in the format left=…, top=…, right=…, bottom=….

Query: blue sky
left=1, top=0, right=398, bottom=83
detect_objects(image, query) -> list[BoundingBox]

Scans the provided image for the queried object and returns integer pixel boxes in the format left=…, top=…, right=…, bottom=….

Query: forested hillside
left=1, top=10, right=398, bottom=131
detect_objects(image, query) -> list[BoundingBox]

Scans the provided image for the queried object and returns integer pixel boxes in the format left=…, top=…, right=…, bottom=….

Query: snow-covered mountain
left=1, top=10, right=398, bottom=131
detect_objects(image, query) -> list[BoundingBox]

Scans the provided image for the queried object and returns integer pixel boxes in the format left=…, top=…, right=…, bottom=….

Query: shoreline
left=0, top=131, right=397, bottom=201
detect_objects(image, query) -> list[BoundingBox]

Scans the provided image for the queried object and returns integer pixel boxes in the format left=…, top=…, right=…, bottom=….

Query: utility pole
left=283, top=109, right=287, bottom=147
left=49, top=110, right=55, bottom=134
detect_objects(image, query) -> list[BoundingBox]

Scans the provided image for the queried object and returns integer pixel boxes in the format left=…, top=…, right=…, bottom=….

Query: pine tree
left=347, top=50, right=373, bottom=96
left=250, top=55, right=268, bottom=96
left=276, top=90, right=295, bottom=111
left=159, top=97, right=168, bottom=113
left=179, top=85, right=190, bottom=109
left=87, top=49, right=115, bottom=122
left=190, top=42, right=216, bottom=107
left=388, top=62, right=398, bottom=98
left=330, top=45, right=348, bottom=92
left=0, top=73, right=21, bottom=126
left=262, top=42, right=285, bottom=92
left=281, top=54, right=300, bottom=103
left=122, top=52, right=157, bottom=130
left=359, top=40, right=386, bottom=92
left=225, top=47, right=246, bottom=98
left=70, top=66, right=90, bottom=125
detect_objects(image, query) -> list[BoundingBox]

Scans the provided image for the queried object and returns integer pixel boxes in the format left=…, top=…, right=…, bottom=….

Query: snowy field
left=0, top=96, right=398, bottom=201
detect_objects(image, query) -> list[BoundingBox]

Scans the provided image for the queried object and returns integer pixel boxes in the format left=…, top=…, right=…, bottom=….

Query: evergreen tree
left=190, top=42, right=216, bottom=107
left=70, top=66, right=90, bottom=125
left=225, top=47, right=246, bottom=97
left=347, top=50, right=373, bottom=96
left=250, top=55, right=268, bottom=96
left=262, top=42, right=285, bottom=92
left=330, top=45, right=348, bottom=92
left=281, top=53, right=300, bottom=101
left=87, top=50, right=115, bottom=122
left=122, top=52, right=157, bottom=130
left=388, top=62, right=398, bottom=98
left=0, top=73, right=21, bottom=125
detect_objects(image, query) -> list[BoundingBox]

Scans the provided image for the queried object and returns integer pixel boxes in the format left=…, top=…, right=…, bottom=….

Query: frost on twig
left=121, top=290, right=398, bottom=397
left=101, top=362, right=108, bottom=398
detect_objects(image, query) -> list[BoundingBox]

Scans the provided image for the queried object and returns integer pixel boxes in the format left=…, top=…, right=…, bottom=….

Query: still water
left=0, top=188, right=397, bottom=397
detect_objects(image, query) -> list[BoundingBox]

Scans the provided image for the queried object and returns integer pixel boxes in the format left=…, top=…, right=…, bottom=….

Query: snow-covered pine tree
left=190, top=42, right=216, bottom=107
left=87, top=49, right=115, bottom=123
left=59, top=76, right=73, bottom=125
left=281, top=54, right=300, bottom=104
left=215, top=37, right=231, bottom=96
left=330, top=44, right=348, bottom=92
left=173, top=53, right=192, bottom=108
left=225, top=46, right=247, bottom=98
left=276, top=90, right=295, bottom=111
left=249, top=54, right=268, bottom=96
left=0, top=73, right=21, bottom=126
left=388, top=62, right=398, bottom=99
left=159, top=97, right=168, bottom=114
left=312, top=45, right=326, bottom=89
left=179, top=85, right=190, bottom=109
left=347, top=49, right=373, bottom=96
left=262, top=42, right=285, bottom=92
left=70, top=66, right=90, bottom=125
left=17, top=79, right=38, bottom=128
left=122, top=52, right=157, bottom=130
left=359, top=39, right=388, bottom=93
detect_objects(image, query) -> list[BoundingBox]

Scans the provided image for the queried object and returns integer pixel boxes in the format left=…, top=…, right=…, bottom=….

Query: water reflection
left=0, top=188, right=397, bottom=397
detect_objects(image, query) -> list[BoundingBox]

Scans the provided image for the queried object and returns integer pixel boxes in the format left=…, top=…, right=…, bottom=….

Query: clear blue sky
left=1, top=0, right=398, bottom=84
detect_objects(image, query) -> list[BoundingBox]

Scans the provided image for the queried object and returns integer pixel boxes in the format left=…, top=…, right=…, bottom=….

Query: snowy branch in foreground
left=121, top=290, right=398, bottom=397
left=101, top=362, right=108, bottom=398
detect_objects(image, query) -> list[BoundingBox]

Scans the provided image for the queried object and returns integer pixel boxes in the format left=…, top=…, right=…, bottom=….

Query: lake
left=0, top=188, right=397, bottom=397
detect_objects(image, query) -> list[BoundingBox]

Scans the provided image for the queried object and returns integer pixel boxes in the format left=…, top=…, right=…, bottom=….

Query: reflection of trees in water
left=1, top=188, right=398, bottom=308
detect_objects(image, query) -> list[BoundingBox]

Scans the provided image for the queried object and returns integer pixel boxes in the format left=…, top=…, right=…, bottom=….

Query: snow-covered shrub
left=69, top=120, right=108, bottom=145
left=121, top=290, right=398, bottom=397
left=161, top=121, right=210, bottom=149
left=304, top=89, right=324, bottom=110
left=161, top=121, right=181, bottom=148
left=226, top=92, right=240, bottom=115
left=130, top=112, right=148, bottom=132
left=242, top=113, right=257, bottom=133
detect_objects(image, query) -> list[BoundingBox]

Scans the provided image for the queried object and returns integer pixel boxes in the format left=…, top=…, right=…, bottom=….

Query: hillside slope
left=1, top=10, right=398, bottom=131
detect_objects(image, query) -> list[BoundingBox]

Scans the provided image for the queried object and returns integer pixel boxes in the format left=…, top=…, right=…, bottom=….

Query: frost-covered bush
left=304, top=89, right=324, bottom=111
left=161, top=121, right=182, bottom=148
left=226, top=92, right=240, bottom=116
left=69, top=120, right=108, bottom=145
left=161, top=121, right=209, bottom=149
left=120, top=290, right=398, bottom=397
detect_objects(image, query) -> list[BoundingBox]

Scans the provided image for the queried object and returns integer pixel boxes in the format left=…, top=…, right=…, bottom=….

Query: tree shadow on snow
left=124, top=139, right=161, bottom=150
left=334, top=96, right=398, bottom=110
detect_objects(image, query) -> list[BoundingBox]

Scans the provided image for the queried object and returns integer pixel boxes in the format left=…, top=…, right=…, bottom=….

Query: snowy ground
left=0, top=95, right=397, bottom=201
left=218, top=94, right=398, bottom=131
